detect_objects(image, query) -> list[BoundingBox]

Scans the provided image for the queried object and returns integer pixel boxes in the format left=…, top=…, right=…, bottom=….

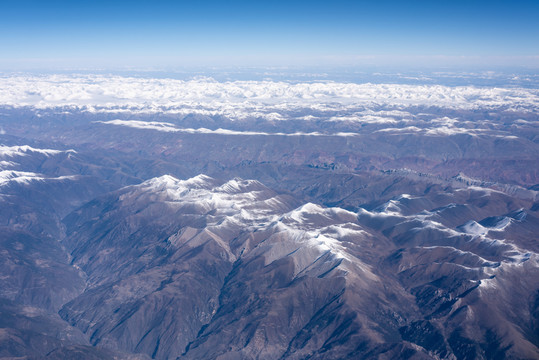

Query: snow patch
left=0, top=145, right=62, bottom=158
left=97, top=120, right=178, bottom=132
left=0, top=160, right=16, bottom=169
left=0, top=170, right=45, bottom=185
left=460, top=221, right=488, bottom=236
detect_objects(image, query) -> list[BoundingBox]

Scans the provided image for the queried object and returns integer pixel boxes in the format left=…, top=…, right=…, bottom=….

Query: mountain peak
left=214, top=177, right=265, bottom=194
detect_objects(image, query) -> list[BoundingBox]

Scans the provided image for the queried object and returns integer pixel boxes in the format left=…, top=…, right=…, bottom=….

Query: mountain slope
left=55, top=174, right=539, bottom=359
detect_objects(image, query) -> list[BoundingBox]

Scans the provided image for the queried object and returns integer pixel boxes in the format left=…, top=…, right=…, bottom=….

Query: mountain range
left=0, top=74, right=538, bottom=359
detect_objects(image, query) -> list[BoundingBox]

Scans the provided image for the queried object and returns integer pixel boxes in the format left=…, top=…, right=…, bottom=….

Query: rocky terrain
left=0, top=72, right=538, bottom=359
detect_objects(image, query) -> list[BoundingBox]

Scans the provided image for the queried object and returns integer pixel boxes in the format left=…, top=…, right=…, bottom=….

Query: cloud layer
left=1, top=75, right=538, bottom=119
left=2, top=74, right=536, bottom=140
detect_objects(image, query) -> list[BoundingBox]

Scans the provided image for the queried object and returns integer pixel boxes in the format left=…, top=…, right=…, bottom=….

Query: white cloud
left=2, top=75, right=536, bottom=139
left=0, top=75, right=537, bottom=119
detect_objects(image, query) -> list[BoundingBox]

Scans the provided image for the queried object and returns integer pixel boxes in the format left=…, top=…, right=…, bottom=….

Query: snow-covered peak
left=139, top=175, right=269, bottom=200
left=277, top=203, right=357, bottom=228
left=395, top=193, right=415, bottom=200
left=282, top=202, right=327, bottom=222
left=260, top=203, right=375, bottom=280
left=374, top=200, right=402, bottom=215
left=143, top=174, right=181, bottom=188
left=459, top=220, right=488, bottom=236
left=186, top=174, right=214, bottom=185
left=214, top=178, right=265, bottom=194
left=480, top=216, right=512, bottom=231
left=459, top=215, right=514, bottom=236
left=141, top=174, right=215, bottom=192
left=125, top=176, right=370, bottom=276
left=123, top=174, right=290, bottom=228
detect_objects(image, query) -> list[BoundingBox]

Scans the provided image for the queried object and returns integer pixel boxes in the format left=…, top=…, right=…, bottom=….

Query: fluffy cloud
left=0, top=75, right=537, bottom=118
left=0, top=75, right=535, bottom=140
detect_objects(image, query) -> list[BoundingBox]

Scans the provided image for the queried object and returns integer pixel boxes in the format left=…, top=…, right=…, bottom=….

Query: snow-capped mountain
left=0, top=72, right=538, bottom=359
left=54, top=174, right=539, bottom=359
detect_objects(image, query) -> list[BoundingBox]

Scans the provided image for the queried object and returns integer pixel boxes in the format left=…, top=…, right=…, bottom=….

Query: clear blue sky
left=1, top=0, right=538, bottom=69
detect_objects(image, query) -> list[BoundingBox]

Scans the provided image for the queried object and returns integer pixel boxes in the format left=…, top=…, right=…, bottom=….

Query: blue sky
left=1, top=0, right=538, bottom=69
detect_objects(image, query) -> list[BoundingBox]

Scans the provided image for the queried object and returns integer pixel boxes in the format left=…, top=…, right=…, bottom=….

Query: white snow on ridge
left=97, top=120, right=179, bottom=132
left=328, top=115, right=398, bottom=124
left=98, top=119, right=359, bottom=137
left=129, top=174, right=286, bottom=224
left=279, top=202, right=358, bottom=227
left=0, top=145, right=63, bottom=158
left=214, top=178, right=263, bottom=194
left=376, top=125, right=484, bottom=136
left=480, top=252, right=539, bottom=291
left=128, top=175, right=370, bottom=275
left=0, top=170, right=44, bottom=185
left=486, top=217, right=513, bottom=231
left=460, top=221, right=488, bottom=236
left=376, top=126, right=423, bottom=134
left=0, top=160, right=16, bottom=169
left=1, top=75, right=538, bottom=115
left=0, top=170, right=76, bottom=186
left=424, top=126, right=480, bottom=136
left=270, top=204, right=365, bottom=259
left=459, top=217, right=513, bottom=236
left=268, top=207, right=376, bottom=279
left=140, top=174, right=215, bottom=194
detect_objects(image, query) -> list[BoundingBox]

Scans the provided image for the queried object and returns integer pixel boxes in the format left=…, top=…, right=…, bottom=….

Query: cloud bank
left=0, top=75, right=537, bottom=120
